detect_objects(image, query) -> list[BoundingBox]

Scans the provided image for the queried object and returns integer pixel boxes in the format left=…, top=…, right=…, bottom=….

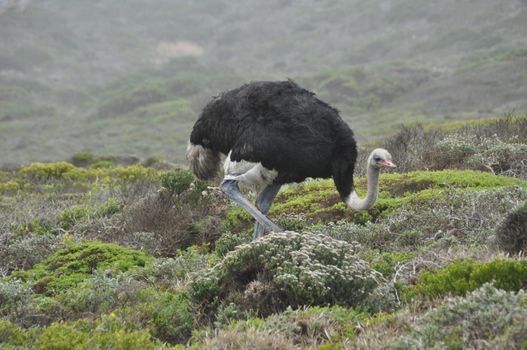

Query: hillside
left=1, top=0, right=527, bottom=165
left=1, top=116, right=527, bottom=349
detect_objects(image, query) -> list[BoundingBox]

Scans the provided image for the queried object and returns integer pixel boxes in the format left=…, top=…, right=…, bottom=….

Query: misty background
left=1, top=0, right=526, bottom=166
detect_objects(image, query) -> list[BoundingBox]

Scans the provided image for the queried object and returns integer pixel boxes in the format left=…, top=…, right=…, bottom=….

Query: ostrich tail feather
left=186, top=143, right=221, bottom=180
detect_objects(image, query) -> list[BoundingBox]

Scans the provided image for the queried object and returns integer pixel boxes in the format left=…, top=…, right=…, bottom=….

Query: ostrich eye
left=373, top=156, right=381, bottom=162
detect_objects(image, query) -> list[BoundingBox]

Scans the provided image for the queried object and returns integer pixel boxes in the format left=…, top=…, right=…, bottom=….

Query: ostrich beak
left=380, top=160, right=396, bottom=168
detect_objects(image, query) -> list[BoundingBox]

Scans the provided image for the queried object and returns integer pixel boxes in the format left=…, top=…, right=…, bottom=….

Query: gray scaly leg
left=253, top=184, right=282, bottom=239
left=221, top=179, right=282, bottom=234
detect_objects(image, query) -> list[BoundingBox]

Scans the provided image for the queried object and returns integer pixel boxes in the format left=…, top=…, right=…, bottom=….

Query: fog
left=1, top=0, right=526, bottom=165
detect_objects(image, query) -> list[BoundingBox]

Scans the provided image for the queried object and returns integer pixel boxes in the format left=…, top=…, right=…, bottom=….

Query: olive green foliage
left=392, top=285, right=527, bottom=350
left=409, top=259, right=527, bottom=300
left=192, top=232, right=386, bottom=317
left=160, top=168, right=207, bottom=197
left=8, top=161, right=158, bottom=193
left=59, top=197, right=123, bottom=231
left=115, top=288, right=194, bottom=344
left=268, top=169, right=525, bottom=226
left=11, top=242, right=151, bottom=296
left=213, top=230, right=252, bottom=257
left=0, top=317, right=173, bottom=350
left=202, top=306, right=368, bottom=349
left=20, top=161, right=76, bottom=182
left=497, top=202, right=527, bottom=254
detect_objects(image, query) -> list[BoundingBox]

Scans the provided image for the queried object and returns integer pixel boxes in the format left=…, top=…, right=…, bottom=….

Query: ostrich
left=187, top=80, right=395, bottom=239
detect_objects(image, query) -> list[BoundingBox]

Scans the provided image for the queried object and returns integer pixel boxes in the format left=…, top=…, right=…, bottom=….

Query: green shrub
left=13, top=218, right=55, bottom=236
left=392, top=284, right=527, bottom=349
left=368, top=251, right=415, bottom=278
left=213, top=231, right=251, bottom=257
left=410, top=259, right=527, bottom=299
left=192, top=232, right=385, bottom=317
left=29, top=319, right=169, bottom=350
left=433, top=134, right=477, bottom=168
left=0, top=179, right=22, bottom=194
left=496, top=202, right=527, bottom=254
left=101, top=288, right=194, bottom=345
left=91, top=160, right=114, bottom=169
left=160, top=169, right=207, bottom=198
left=59, top=197, right=122, bottom=230
left=20, top=162, right=76, bottom=182
left=160, top=169, right=194, bottom=195
left=59, top=205, right=90, bottom=230
left=11, top=242, right=152, bottom=296
left=137, top=289, right=194, bottom=344
left=0, top=233, right=64, bottom=273
left=0, top=319, right=27, bottom=347
left=134, top=249, right=210, bottom=286
left=70, top=152, right=96, bottom=167
left=0, top=280, right=36, bottom=323
left=201, top=305, right=367, bottom=349
left=58, top=271, right=137, bottom=314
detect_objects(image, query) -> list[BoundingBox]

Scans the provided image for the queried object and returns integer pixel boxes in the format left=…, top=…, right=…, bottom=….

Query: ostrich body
left=187, top=81, right=395, bottom=239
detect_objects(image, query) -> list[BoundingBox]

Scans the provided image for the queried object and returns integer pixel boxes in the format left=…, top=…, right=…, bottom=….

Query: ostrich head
left=368, top=148, right=396, bottom=169
left=346, top=148, right=396, bottom=210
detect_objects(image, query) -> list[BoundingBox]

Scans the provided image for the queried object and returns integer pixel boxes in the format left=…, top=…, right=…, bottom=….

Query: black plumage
left=189, top=80, right=358, bottom=200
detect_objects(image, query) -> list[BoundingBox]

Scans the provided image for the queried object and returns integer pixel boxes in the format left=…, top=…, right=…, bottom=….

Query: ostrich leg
left=221, top=180, right=282, bottom=234
left=253, top=184, right=281, bottom=239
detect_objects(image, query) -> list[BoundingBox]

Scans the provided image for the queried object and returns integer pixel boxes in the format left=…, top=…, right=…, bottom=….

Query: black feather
left=189, top=80, right=358, bottom=199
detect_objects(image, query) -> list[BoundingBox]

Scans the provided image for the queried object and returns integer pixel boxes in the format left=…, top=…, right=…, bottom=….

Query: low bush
left=11, top=242, right=152, bottom=296
left=200, top=306, right=367, bottom=349
left=213, top=231, right=252, bottom=257
left=377, top=116, right=527, bottom=179
left=0, top=280, right=34, bottom=320
left=59, top=197, right=123, bottom=230
left=0, top=318, right=172, bottom=350
left=20, top=162, right=76, bottom=182
left=122, top=184, right=226, bottom=256
left=160, top=169, right=193, bottom=194
left=410, top=259, right=527, bottom=300
left=496, top=202, right=527, bottom=254
left=131, top=248, right=210, bottom=287
left=392, top=284, right=527, bottom=349
left=70, top=153, right=96, bottom=167
left=0, top=319, right=29, bottom=347
left=192, top=231, right=389, bottom=318
left=134, top=289, right=194, bottom=344
left=58, top=271, right=145, bottom=315
left=0, top=233, right=65, bottom=273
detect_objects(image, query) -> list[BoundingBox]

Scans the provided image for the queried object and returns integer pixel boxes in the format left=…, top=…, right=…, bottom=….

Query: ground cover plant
left=1, top=116, right=527, bottom=349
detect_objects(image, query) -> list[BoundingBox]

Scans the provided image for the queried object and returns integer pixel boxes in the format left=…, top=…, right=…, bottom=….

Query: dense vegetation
left=1, top=1, right=527, bottom=347
left=1, top=116, right=527, bottom=349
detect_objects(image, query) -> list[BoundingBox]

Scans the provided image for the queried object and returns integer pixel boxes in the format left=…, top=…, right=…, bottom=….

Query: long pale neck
left=345, top=164, right=380, bottom=210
